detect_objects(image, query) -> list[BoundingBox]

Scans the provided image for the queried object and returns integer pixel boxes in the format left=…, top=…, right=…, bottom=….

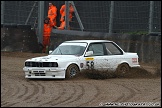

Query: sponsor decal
left=85, top=57, right=94, bottom=61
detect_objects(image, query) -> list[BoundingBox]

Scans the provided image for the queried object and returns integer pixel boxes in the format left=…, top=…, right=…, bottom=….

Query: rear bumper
left=131, top=64, right=140, bottom=67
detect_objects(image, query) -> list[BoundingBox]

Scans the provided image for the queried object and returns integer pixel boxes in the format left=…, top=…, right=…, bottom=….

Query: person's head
left=49, top=2, right=54, bottom=7
left=44, top=17, right=50, bottom=24
left=69, top=3, right=72, bottom=7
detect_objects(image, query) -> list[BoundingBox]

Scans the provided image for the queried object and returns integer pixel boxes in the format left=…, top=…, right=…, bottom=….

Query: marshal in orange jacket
left=57, top=20, right=66, bottom=30
left=56, top=20, right=71, bottom=30
left=43, top=23, right=52, bottom=37
left=60, top=3, right=74, bottom=22
left=48, top=3, right=57, bottom=26
left=42, top=18, right=53, bottom=53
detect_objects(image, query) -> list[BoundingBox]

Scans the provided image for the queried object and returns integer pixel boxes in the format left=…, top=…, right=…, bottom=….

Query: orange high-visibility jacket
left=57, top=21, right=71, bottom=30
left=48, top=5, right=57, bottom=26
left=43, top=23, right=52, bottom=37
left=57, top=21, right=66, bottom=30
left=60, top=4, right=74, bottom=21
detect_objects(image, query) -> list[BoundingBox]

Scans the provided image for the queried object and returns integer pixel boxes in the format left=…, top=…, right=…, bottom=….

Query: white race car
left=23, top=40, right=140, bottom=79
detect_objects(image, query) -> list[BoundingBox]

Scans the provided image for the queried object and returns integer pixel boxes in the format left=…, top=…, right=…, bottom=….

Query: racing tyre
left=116, top=63, right=130, bottom=77
left=66, top=64, right=79, bottom=79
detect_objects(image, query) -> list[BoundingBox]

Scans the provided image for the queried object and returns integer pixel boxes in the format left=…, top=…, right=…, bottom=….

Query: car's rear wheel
left=116, top=63, right=130, bottom=77
left=66, top=64, right=79, bottom=79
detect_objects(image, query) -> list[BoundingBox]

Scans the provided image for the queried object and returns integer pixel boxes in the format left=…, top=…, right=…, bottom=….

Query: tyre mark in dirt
left=50, top=82, right=100, bottom=107
left=1, top=87, right=7, bottom=98
left=1, top=101, right=19, bottom=107
left=152, top=96, right=161, bottom=101
left=1, top=101, right=8, bottom=106
left=1, top=74, right=14, bottom=99
left=27, top=81, right=46, bottom=103
left=78, top=82, right=100, bottom=107
left=2, top=80, right=42, bottom=107
left=1, top=71, right=24, bottom=98
left=40, top=82, right=98, bottom=107
left=37, top=81, right=45, bottom=94
left=17, top=83, right=28, bottom=99
left=23, top=81, right=39, bottom=101
left=112, top=93, right=125, bottom=102
left=26, top=81, right=47, bottom=104
left=9, top=82, right=21, bottom=99
left=1, top=82, right=13, bottom=106
left=111, top=79, right=161, bottom=102
left=52, top=82, right=86, bottom=106
left=1, top=79, right=34, bottom=107
left=1, top=81, right=10, bottom=98
left=1, top=80, right=19, bottom=101
left=50, top=83, right=77, bottom=106
left=1, top=81, right=21, bottom=107
left=112, top=82, right=138, bottom=102
left=38, top=83, right=65, bottom=107
left=60, top=84, right=85, bottom=105
left=53, top=84, right=77, bottom=105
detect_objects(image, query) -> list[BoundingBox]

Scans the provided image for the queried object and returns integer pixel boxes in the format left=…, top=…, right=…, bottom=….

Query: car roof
left=64, top=40, right=113, bottom=44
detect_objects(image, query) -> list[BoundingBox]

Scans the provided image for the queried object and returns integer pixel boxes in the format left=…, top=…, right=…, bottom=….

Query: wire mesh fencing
left=72, top=1, right=161, bottom=33
left=1, top=1, right=38, bottom=29
left=1, top=1, right=161, bottom=34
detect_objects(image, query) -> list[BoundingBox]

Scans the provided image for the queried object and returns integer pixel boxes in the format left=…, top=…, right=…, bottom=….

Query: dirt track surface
left=1, top=51, right=161, bottom=107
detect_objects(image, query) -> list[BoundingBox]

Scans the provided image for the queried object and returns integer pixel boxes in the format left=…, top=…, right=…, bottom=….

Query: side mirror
left=85, top=51, right=93, bottom=56
left=49, top=50, right=53, bottom=54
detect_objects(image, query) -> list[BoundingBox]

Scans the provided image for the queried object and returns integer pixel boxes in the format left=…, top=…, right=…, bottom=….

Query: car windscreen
left=50, top=43, right=87, bottom=55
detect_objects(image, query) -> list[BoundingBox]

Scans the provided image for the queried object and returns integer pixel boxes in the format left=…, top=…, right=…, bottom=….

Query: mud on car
left=23, top=40, right=140, bottom=79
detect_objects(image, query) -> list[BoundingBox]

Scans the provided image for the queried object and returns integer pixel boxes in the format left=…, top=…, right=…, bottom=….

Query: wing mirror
left=85, top=51, right=93, bottom=56
left=49, top=50, right=53, bottom=54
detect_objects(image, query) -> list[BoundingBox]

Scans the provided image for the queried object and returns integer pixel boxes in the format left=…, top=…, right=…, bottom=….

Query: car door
left=103, top=42, right=124, bottom=70
left=85, top=42, right=124, bottom=71
left=85, top=43, right=109, bottom=70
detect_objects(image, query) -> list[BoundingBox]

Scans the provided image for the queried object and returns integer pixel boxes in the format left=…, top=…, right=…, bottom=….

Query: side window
left=104, top=42, right=123, bottom=55
left=87, top=43, right=104, bottom=56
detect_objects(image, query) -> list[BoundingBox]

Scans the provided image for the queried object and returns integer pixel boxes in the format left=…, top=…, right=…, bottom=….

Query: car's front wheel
left=66, top=64, right=79, bottom=79
left=116, top=63, right=130, bottom=77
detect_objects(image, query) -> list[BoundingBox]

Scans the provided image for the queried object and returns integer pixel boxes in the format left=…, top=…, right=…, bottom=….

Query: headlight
left=48, top=62, right=58, bottom=67
left=25, top=62, right=29, bottom=67
left=29, top=62, right=32, bottom=67
left=53, top=62, right=58, bottom=67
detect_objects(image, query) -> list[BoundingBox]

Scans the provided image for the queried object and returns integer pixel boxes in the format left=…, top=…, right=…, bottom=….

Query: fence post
left=149, top=1, right=154, bottom=33
left=65, top=1, right=69, bottom=30
left=1, top=1, right=5, bottom=24
left=25, top=1, right=37, bottom=25
left=38, top=1, right=44, bottom=44
left=109, top=1, right=114, bottom=34
left=70, top=1, right=84, bottom=31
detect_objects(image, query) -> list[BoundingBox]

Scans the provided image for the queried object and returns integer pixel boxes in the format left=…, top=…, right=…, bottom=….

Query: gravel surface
left=1, top=51, right=161, bottom=107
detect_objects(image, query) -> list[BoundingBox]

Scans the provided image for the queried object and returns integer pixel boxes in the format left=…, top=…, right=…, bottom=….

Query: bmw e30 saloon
left=23, top=40, right=140, bottom=79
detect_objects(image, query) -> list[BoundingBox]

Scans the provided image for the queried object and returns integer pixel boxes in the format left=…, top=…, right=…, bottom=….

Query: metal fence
left=1, top=1, right=161, bottom=34
left=1, top=1, right=38, bottom=28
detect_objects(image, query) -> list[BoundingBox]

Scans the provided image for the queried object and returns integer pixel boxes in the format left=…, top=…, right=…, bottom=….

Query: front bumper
left=23, top=67, right=66, bottom=79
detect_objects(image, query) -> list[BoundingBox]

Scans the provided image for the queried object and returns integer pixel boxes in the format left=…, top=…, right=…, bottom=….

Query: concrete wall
left=1, top=25, right=161, bottom=64
left=1, top=24, right=41, bottom=53
left=50, top=29, right=161, bottom=64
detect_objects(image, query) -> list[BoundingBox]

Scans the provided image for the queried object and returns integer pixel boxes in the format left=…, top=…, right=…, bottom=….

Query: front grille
left=34, top=73, right=46, bottom=76
left=25, top=62, right=58, bottom=67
